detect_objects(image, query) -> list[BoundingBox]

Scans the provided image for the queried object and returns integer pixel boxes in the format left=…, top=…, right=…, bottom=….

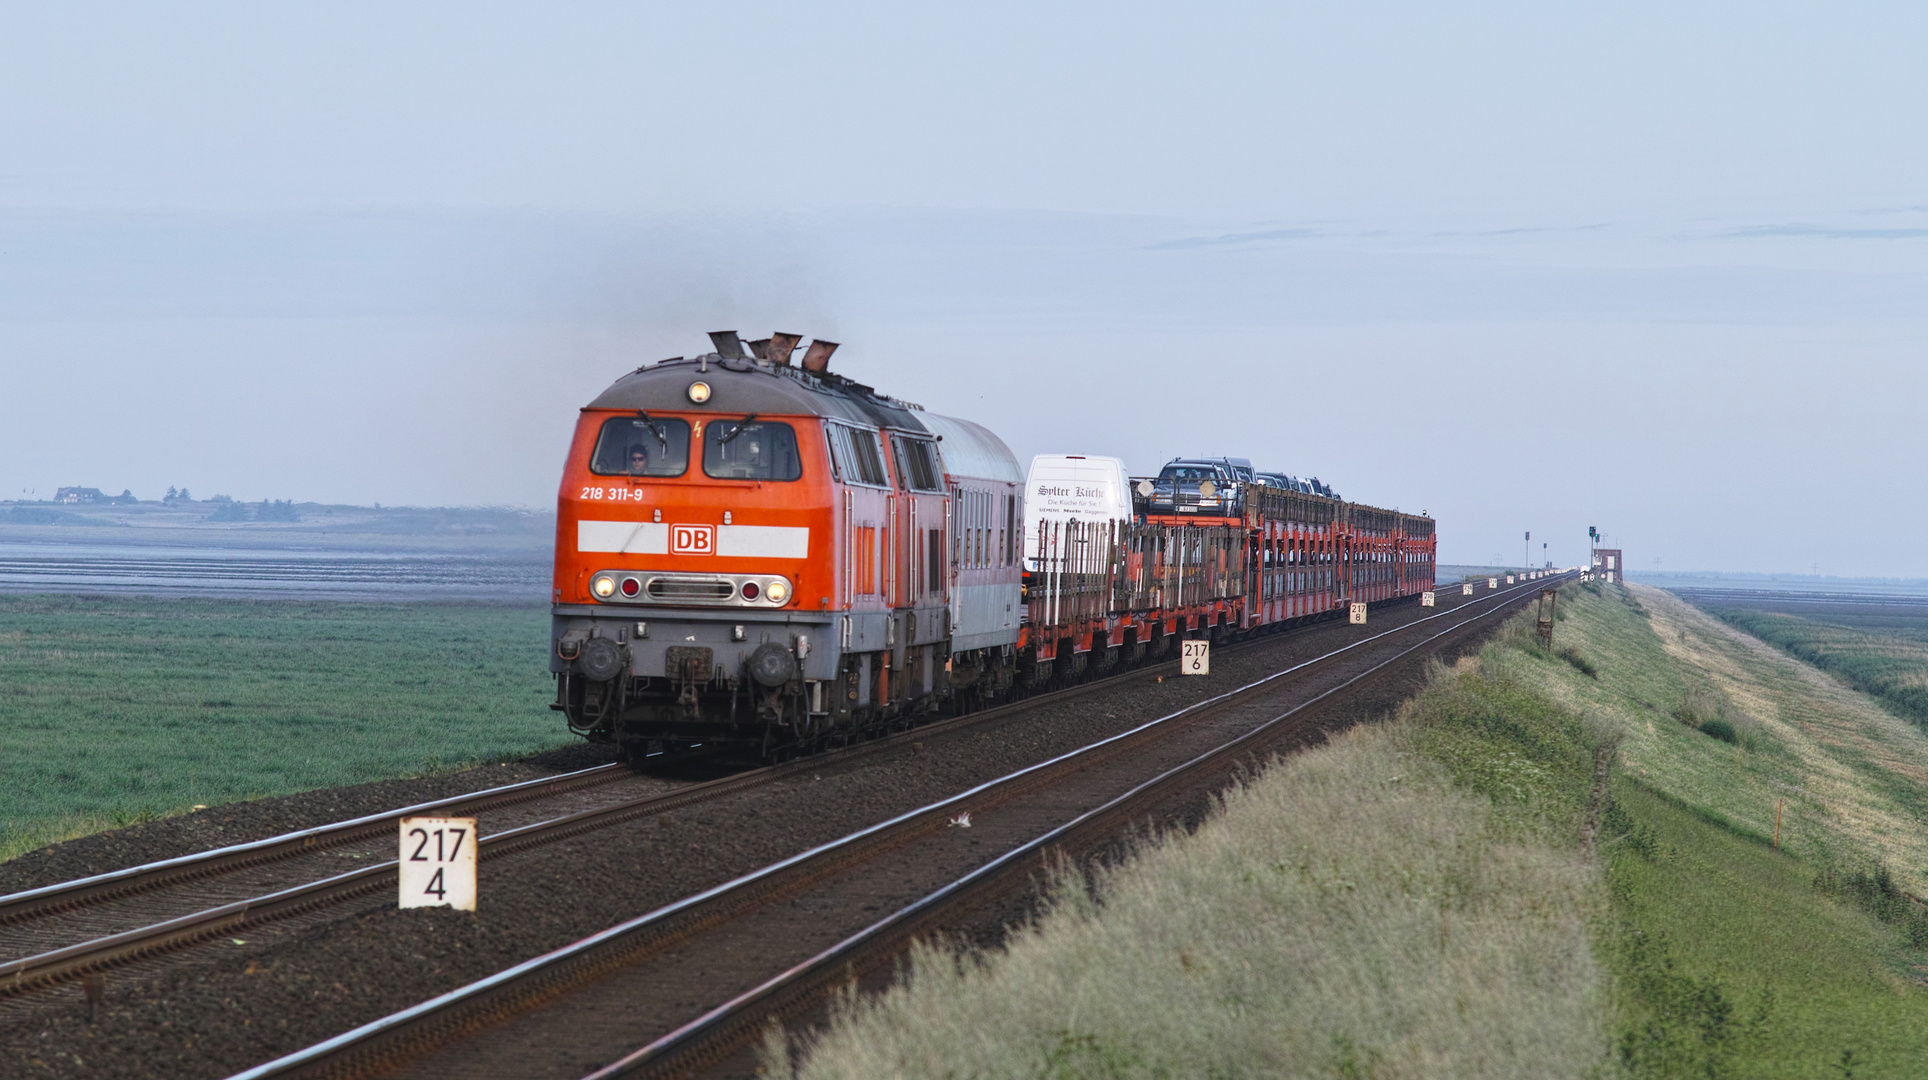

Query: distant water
left=1636, top=570, right=1928, bottom=601
left=0, top=540, right=550, bottom=601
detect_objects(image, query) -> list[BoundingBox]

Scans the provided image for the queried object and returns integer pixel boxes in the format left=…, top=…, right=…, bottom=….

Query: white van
left=1022, top=454, right=1133, bottom=570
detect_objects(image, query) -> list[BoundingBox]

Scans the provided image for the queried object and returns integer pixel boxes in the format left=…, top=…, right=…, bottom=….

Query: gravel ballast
left=0, top=744, right=619, bottom=901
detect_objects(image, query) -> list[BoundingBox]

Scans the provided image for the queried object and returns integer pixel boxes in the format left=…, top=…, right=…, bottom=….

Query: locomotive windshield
left=590, top=415, right=691, bottom=477
left=704, top=419, right=802, bottom=481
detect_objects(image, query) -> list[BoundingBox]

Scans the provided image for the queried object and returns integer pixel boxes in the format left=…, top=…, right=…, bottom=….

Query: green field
left=0, top=593, right=568, bottom=861
left=1710, top=608, right=1928, bottom=727
left=776, top=584, right=1928, bottom=1078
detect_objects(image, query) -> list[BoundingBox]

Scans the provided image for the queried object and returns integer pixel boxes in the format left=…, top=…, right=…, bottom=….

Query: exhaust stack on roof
left=801, top=339, right=839, bottom=372
left=746, top=338, right=771, bottom=360
left=767, top=332, right=803, bottom=366
left=707, top=331, right=747, bottom=359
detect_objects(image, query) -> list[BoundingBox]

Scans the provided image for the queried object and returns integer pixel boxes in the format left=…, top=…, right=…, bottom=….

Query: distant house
left=54, top=487, right=105, bottom=504
left=1590, top=549, right=1624, bottom=584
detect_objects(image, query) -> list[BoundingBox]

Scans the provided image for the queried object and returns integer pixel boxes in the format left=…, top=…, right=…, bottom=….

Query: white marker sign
left=1488, top=578, right=1498, bottom=589
left=1421, top=591, right=1435, bottom=607
left=399, top=816, right=477, bottom=911
left=1462, top=583, right=1474, bottom=596
left=1350, top=601, right=1368, bottom=625
left=1181, top=639, right=1210, bottom=675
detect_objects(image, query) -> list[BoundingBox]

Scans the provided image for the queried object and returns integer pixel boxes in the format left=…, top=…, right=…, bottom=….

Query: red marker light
left=620, top=578, right=640, bottom=597
left=740, top=581, right=760, bottom=601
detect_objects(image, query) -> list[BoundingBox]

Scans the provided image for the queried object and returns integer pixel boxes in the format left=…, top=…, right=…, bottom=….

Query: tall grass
left=0, top=593, right=568, bottom=861
left=771, top=722, right=1605, bottom=1080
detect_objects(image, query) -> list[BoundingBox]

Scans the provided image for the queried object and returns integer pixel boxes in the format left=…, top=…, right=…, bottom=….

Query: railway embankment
left=774, top=582, right=1928, bottom=1079
left=0, top=589, right=1510, bottom=1079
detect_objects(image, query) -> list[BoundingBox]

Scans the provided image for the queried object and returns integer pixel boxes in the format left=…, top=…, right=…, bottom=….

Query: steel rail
left=0, top=763, right=631, bottom=928
left=593, top=570, right=1574, bottom=1079
left=0, top=587, right=1416, bottom=995
left=220, top=573, right=1562, bottom=1080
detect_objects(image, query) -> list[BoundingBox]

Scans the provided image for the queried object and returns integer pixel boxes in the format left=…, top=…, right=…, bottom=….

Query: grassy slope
left=1712, top=609, right=1928, bottom=726
left=1562, top=586, right=1928, bottom=894
left=1456, top=585, right=1928, bottom=1076
left=779, top=584, right=1928, bottom=1078
left=0, top=594, right=567, bottom=860
left=1610, top=782, right=1928, bottom=1077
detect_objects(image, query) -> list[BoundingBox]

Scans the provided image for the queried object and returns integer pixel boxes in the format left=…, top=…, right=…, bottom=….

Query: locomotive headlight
left=687, top=381, right=712, bottom=404
left=591, top=574, right=617, bottom=598
left=764, top=579, right=789, bottom=604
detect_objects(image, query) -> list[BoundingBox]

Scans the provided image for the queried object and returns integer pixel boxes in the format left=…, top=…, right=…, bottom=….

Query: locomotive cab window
left=590, top=415, right=691, bottom=477
left=891, top=437, right=944, bottom=493
left=825, top=423, right=889, bottom=487
left=703, top=419, right=802, bottom=481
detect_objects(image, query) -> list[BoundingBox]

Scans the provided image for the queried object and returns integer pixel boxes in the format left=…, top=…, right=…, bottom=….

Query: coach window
left=590, top=415, right=691, bottom=477
left=703, top=418, right=802, bottom=481
left=1010, top=497, right=1025, bottom=567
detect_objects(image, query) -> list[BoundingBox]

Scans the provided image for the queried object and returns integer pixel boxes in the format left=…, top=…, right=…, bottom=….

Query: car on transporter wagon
left=1144, top=457, right=1247, bottom=517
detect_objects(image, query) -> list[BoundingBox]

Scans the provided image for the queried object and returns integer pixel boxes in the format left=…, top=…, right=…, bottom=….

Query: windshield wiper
left=635, top=409, right=669, bottom=451
left=718, top=413, right=759, bottom=445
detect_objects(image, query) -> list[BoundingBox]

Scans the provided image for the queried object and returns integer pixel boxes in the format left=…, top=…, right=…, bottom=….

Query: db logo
left=671, top=524, right=716, bottom=555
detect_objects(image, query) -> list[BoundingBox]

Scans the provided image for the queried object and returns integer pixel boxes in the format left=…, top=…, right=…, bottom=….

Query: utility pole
left=1524, top=531, right=1530, bottom=572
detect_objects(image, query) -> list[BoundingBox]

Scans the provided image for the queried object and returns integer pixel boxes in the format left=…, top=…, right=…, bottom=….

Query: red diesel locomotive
left=550, top=332, right=1435, bottom=759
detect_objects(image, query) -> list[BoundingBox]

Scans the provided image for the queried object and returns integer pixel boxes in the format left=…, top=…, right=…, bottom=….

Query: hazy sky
left=2, top=2, right=1924, bottom=574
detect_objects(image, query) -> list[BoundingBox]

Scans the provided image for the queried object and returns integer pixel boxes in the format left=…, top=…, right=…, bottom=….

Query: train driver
left=627, top=444, right=652, bottom=475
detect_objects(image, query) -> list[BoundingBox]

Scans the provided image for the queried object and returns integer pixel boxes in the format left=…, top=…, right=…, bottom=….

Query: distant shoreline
left=0, top=502, right=554, bottom=600
left=0, top=499, right=555, bottom=556
left=1632, top=570, right=1928, bottom=599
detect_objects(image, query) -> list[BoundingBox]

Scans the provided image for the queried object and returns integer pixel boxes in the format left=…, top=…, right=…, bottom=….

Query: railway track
left=0, top=762, right=646, bottom=997
left=0, top=580, right=1487, bottom=999
left=223, top=572, right=1566, bottom=1080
